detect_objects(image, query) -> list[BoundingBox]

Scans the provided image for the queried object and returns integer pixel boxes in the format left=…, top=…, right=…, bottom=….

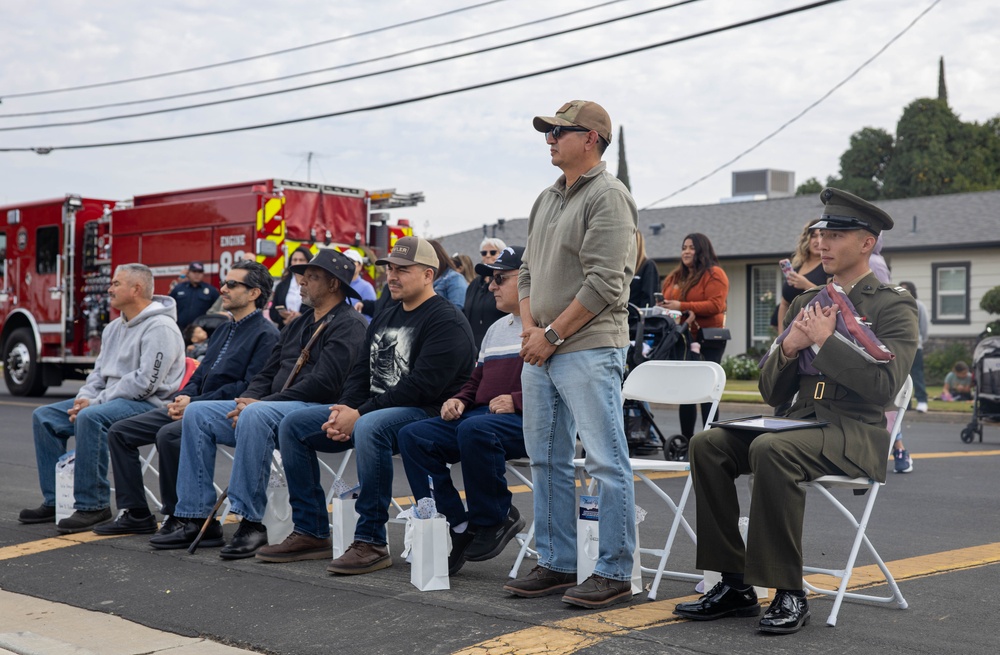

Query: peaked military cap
left=810, top=187, right=894, bottom=235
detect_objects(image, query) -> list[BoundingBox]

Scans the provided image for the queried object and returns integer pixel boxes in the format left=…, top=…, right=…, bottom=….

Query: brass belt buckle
left=813, top=381, right=826, bottom=400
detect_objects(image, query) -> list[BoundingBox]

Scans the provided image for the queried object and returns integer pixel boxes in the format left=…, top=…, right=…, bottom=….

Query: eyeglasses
left=491, top=272, right=513, bottom=286
left=545, top=125, right=590, bottom=140
left=222, top=280, right=252, bottom=290
left=480, top=250, right=498, bottom=257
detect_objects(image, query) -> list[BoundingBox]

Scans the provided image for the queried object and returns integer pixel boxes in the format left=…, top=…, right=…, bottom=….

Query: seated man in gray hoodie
left=19, top=263, right=186, bottom=534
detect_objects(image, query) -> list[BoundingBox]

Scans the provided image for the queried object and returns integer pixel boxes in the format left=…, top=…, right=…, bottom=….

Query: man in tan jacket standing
left=506, top=100, right=638, bottom=609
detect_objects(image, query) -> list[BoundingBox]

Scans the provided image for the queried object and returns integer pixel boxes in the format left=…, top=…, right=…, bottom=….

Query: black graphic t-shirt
left=340, top=295, right=476, bottom=415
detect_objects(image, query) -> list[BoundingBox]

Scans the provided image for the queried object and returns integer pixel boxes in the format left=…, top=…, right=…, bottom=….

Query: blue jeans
left=33, top=397, right=155, bottom=511
left=397, top=406, right=527, bottom=528
left=521, top=347, right=636, bottom=581
left=174, top=400, right=317, bottom=521
left=278, top=405, right=353, bottom=539
left=911, top=348, right=927, bottom=404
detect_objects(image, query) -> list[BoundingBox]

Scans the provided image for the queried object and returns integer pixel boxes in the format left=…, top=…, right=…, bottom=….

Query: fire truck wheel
left=3, top=328, right=48, bottom=396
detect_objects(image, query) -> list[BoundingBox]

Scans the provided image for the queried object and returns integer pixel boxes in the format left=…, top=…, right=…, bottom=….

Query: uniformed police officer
left=674, top=188, right=918, bottom=634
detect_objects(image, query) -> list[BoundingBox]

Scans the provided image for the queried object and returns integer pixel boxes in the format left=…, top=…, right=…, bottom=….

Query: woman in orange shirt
left=658, top=232, right=730, bottom=437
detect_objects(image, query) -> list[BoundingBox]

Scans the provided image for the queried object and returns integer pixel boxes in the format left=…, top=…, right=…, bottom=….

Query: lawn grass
left=721, top=380, right=974, bottom=413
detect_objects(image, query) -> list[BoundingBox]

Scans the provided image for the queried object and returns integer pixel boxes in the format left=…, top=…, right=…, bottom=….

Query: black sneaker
left=56, top=508, right=113, bottom=534
left=219, top=520, right=269, bottom=560
left=149, top=516, right=224, bottom=550
left=465, top=506, right=525, bottom=562
left=18, top=504, right=56, bottom=524
left=93, top=509, right=158, bottom=535
left=448, top=529, right=477, bottom=576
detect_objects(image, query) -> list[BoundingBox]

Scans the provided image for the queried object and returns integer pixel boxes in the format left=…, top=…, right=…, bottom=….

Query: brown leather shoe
left=562, top=574, right=632, bottom=609
left=257, top=532, right=332, bottom=563
left=326, top=540, right=391, bottom=575
left=503, top=565, right=576, bottom=598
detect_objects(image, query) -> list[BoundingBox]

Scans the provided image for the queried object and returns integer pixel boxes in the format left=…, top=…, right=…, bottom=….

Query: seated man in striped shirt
left=396, top=246, right=528, bottom=575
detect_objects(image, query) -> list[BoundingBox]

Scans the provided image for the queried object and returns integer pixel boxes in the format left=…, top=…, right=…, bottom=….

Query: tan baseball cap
left=375, top=236, right=438, bottom=269
left=533, top=100, right=612, bottom=143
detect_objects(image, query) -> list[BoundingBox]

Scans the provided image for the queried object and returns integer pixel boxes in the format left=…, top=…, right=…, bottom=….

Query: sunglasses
left=545, top=125, right=590, bottom=140
left=491, top=272, right=513, bottom=286
left=222, top=279, right=252, bottom=290
left=480, top=250, right=498, bottom=256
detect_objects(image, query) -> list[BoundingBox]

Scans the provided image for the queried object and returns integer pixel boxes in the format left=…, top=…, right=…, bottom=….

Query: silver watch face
left=545, top=327, right=560, bottom=345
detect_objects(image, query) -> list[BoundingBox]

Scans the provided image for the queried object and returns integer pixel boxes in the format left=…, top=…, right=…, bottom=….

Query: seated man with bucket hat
left=674, top=188, right=917, bottom=634
left=151, top=248, right=367, bottom=559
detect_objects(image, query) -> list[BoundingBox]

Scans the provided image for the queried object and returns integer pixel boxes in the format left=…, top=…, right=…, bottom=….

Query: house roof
left=436, top=189, right=1000, bottom=262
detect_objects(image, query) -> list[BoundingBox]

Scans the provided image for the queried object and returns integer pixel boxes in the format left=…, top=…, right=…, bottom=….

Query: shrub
left=722, top=355, right=760, bottom=380
left=924, top=341, right=973, bottom=385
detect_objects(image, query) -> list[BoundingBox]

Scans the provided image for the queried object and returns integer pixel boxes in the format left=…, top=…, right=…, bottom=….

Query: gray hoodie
left=77, top=294, right=186, bottom=407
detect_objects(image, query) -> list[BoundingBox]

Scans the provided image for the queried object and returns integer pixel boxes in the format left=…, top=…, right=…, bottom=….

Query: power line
left=1, top=0, right=846, bottom=154
left=0, top=0, right=634, bottom=119
left=640, top=0, right=941, bottom=210
left=0, top=0, right=703, bottom=132
left=0, top=0, right=512, bottom=100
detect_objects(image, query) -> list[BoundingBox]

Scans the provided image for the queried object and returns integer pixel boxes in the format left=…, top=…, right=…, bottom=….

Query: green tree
left=795, top=177, right=823, bottom=195
left=883, top=98, right=961, bottom=198
left=830, top=127, right=895, bottom=200
left=616, top=125, right=631, bottom=192
left=938, top=56, right=948, bottom=104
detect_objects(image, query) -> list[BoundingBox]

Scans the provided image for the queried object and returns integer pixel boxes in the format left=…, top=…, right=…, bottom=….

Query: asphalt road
left=1, top=381, right=998, bottom=655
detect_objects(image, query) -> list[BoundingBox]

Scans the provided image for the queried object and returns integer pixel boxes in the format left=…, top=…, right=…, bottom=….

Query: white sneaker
left=916, top=402, right=928, bottom=413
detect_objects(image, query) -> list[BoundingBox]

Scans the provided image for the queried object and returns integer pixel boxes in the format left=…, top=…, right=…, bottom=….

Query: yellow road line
left=454, top=542, right=1000, bottom=655
left=0, top=532, right=120, bottom=561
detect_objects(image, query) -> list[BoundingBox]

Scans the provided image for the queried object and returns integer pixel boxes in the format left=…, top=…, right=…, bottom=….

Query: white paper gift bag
left=55, top=451, right=76, bottom=523
left=330, top=497, right=359, bottom=559
left=261, top=453, right=293, bottom=545
left=576, top=495, right=643, bottom=595
left=409, top=516, right=450, bottom=591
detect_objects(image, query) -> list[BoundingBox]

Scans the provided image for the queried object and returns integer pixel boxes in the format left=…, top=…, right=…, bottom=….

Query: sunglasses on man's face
left=222, top=279, right=251, bottom=290
left=545, top=125, right=590, bottom=140
left=491, top=272, right=514, bottom=286
left=481, top=250, right=498, bottom=257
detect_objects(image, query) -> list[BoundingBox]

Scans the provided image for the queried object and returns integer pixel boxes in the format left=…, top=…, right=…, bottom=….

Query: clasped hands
left=781, top=302, right=838, bottom=357
left=323, top=405, right=360, bottom=442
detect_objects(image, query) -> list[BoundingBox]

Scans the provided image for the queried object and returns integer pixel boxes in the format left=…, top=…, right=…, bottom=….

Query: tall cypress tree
left=616, top=125, right=631, bottom=191
left=938, top=56, right=948, bottom=105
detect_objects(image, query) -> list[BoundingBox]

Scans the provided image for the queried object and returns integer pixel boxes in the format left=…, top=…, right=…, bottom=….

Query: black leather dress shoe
left=674, top=581, right=760, bottom=620
left=93, top=510, right=158, bottom=535
left=759, top=590, right=810, bottom=634
left=219, top=520, right=268, bottom=560
left=149, top=517, right=224, bottom=550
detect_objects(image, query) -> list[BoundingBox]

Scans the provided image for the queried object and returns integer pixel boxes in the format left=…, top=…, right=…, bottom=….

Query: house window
left=932, top=262, right=970, bottom=324
left=749, top=264, right=781, bottom=346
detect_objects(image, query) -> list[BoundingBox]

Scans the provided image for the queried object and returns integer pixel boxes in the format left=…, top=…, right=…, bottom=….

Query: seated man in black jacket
left=150, top=249, right=368, bottom=560
left=256, top=237, right=475, bottom=571
left=94, top=261, right=279, bottom=535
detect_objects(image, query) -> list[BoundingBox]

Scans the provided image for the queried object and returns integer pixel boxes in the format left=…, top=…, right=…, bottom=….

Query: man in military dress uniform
left=674, top=188, right=917, bottom=634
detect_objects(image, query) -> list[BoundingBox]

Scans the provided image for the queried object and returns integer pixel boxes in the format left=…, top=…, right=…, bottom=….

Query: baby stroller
left=960, top=335, right=1000, bottom=443
left=623, top=304, right=696, bottom=461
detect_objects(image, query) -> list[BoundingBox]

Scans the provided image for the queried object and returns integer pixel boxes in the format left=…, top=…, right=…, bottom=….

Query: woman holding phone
left=775, top=223, right=826, bottom=329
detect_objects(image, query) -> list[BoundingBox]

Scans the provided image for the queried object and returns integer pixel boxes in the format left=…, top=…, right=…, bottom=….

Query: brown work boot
left=257, top=532, right=332, bottom=563
left=503, top=565, right=576, bottom=598
left=561, top=574, right=632, bottom=609
left=326, top=540, right=392, bottom=575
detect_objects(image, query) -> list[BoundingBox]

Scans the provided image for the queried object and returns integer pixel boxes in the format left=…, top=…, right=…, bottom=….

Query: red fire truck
left=1, top=178, right=420, bottom=396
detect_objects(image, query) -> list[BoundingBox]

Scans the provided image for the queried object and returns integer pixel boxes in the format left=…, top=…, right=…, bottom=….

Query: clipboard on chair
left=709, top=415, right=830, bottom=433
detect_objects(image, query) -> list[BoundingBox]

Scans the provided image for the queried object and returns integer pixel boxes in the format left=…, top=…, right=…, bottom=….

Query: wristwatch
left=543, top=325, right=565, bottom=346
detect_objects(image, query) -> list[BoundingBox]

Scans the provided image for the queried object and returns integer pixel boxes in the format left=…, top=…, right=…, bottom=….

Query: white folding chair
left=574, top=359, right=726, bottom=600
left=801, top=375, right=913, bottom=626
left=138, top=444, right=164, bottom=512
left=505, top=458, right=536, bottom=578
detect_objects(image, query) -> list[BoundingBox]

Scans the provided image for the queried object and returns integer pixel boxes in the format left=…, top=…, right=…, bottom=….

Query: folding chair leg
left=646, top=474, right=700, bottom=599
left=508, top=521, right=537, bottom=579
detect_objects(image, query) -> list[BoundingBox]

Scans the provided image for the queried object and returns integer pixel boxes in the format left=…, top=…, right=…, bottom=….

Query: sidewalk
left=0, top=589, right=253, bottom=655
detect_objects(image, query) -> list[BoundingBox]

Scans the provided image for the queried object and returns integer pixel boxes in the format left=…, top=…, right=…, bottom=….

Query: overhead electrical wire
left=0, top=0, right=636, bottom=118
left=640, top=0, right=941, bottom=209
left=0, top=0, right=847, bottom=154
left=0, top=0, right=513, bottom=100
left=0, top=0, right=704, bottom=132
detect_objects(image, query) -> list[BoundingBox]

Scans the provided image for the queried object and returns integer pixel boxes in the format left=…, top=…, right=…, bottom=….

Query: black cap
left=188, top=262, right=205, bottom=272
left=289, top=248, right=362, bottom=301
left=475, top=246, right=524, bottom=277
left=810, top=187, right=894, bottom=236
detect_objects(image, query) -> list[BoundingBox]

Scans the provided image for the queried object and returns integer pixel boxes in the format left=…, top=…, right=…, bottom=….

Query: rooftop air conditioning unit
left=731, top=169, right=795, bottom=199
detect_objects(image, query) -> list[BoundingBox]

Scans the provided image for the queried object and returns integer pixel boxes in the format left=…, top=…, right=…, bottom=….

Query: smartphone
left=274, top=305, right=285, bottom=311
left=653, top=292, right=664, bottom=305
left=779, top=259, right=794, bottom=279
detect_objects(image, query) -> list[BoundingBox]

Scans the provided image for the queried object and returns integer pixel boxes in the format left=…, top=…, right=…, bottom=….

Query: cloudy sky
left=1, top=0, right=995, bottom=240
